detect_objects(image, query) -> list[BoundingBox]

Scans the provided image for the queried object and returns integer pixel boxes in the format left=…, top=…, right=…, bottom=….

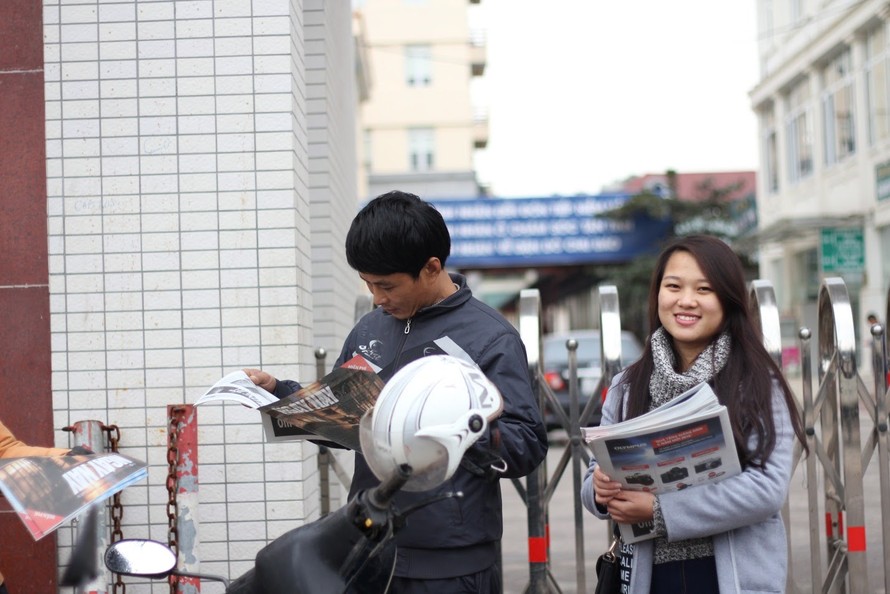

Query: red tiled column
left=0, top=1, right=59, bottom=592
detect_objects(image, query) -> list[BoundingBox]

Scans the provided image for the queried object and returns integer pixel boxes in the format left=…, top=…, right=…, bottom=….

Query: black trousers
left=389, top=564, right=500, bottom=594
left=650, top=556, right=719, bottom=594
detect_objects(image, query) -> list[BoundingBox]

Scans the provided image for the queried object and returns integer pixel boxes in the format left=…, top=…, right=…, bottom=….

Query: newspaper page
left=195, top=355, right=383, bottom=449
left=194, top=371, right=279, bottom=408
left=582, top=382, right=741, bottom=543
left=0, top=453, right=148, bottom=540
left=195, top=339, right=474, bottom=449
left=259, top=362, right=384, bottom=451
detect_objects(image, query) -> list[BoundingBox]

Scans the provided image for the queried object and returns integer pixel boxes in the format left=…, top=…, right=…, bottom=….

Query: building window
left=785, top=78, right=813, bottom=183
left=405, top=45, right=432, bottom=87
left=408, top=128, right=434, bottom=171
left=795, top=247, right=820, bottom=302
left=822, top=49, right=856, bottom=165
left=762, top=107, right=779, bottom=193
left=866, top=24, right=890, bottom=146
left=881, top=225, right=890, bottom=292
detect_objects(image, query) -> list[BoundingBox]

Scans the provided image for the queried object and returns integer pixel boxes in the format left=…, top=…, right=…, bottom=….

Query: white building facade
left=752, top=0, right=890, bottom=346
left=42, top=0, right=364, bottom=587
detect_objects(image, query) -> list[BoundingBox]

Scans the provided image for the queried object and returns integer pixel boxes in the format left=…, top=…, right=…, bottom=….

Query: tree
left=591, top=170, right=756, bottom=340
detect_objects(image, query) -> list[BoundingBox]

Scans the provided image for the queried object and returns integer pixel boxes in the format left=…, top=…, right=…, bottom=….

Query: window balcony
left=470, top=29, right=486, bottom=77
left=473, top=108, right=489, bottom=149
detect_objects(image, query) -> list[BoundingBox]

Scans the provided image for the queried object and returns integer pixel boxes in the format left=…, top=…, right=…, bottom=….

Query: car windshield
left=543, top=335, right=601, bottom=366
left=543, top=333, right=642, bottom=367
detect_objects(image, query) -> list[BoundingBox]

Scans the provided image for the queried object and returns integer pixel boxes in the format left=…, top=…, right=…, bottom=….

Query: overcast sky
left=471, top=1, right=761, bottom=198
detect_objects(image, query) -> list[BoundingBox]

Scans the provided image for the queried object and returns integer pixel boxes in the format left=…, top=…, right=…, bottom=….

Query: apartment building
left=355, top=0, right=488, bottom=200
left=751, top=0, right=890, bottom=342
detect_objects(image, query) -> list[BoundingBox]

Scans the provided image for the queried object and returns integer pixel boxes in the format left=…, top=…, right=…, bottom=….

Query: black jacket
left=281, top=273, right=548, bottom=579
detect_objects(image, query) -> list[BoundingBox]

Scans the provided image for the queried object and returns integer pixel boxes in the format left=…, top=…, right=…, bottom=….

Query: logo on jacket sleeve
left=358, top=339, right=383, bottom=363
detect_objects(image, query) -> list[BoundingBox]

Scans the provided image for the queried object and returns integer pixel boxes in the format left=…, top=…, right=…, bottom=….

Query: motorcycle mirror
left=104, top=539, right=177, bottom=577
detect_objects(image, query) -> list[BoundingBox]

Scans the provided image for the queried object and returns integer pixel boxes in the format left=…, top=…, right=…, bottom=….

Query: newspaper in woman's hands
left=582, top=382, right=741, bottom=543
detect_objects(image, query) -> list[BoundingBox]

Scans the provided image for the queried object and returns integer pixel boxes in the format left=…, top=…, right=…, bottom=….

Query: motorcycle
left=98, top=355, right=504, bottom=594
left=104, top=463, right=419, bottom=593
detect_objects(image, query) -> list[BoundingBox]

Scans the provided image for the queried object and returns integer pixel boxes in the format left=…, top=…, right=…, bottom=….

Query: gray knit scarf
left=648, top=326, right=732, bottom=410
left=646, top=326, right=732, bottom=564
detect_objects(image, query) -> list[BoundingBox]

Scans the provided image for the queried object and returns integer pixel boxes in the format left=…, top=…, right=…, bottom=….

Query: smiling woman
left=580, top=235, right=807, bottom=594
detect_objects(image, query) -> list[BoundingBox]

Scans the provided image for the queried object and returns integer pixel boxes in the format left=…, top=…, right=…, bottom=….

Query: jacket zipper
left=404, top=318, right=411, bottom=334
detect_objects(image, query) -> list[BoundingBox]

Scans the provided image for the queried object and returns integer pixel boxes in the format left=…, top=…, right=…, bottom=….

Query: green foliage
left=591, top=172, right=754, bottom=339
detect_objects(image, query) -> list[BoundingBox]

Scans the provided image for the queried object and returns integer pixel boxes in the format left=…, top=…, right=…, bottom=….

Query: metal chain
left=167, top=407, right=186, bottom=594
left=103, top=424, right=126, bottom=594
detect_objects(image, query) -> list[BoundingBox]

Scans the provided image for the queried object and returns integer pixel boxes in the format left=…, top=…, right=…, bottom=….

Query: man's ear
left=423, top=257, right=443, bottom=275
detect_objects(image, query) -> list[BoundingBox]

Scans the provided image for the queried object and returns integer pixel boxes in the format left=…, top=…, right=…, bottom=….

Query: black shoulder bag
left=594, top=528, right=621, bottom=594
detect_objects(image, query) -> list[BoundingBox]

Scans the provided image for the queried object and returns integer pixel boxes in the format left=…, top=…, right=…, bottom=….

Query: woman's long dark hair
left=620, top=235, right=806, bottom=468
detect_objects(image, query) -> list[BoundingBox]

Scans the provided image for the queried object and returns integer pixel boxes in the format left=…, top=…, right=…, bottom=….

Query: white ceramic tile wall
left=42, top=0, right=360, bottom=590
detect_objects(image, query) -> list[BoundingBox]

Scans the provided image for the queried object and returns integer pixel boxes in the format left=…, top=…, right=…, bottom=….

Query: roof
left=620, top=171, right=756, bottom=202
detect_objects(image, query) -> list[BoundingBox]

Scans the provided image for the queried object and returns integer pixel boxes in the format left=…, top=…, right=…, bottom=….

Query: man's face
left=360, top=271, right=435, bottom=320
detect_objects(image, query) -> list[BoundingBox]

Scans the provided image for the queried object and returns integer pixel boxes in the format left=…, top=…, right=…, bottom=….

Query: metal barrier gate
left=516, top=278, right=890, bottom=593
left=516, top=286, right=625, bottom=593
left=319, top=278, right=889, bottom=592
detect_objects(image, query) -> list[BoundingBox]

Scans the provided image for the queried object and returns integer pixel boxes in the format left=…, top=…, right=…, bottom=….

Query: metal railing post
left=315, top=348, right=331, bottom=516
left=818, top=278, right=868, bottom=592
left=748, top=279, right=804, bottom=593
left=167, top=404, right=199, bottom=594
left=518, top=289, right=549, bottom=593
left=871, top=322, right=890, bottom=594
left=67, top=420, right=109, bottom=594
left=564, top=338, right=585, bottom=594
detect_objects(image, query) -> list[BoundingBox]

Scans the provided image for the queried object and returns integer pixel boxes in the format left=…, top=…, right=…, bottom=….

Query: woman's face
left=657, top=250, right=725, bottom=370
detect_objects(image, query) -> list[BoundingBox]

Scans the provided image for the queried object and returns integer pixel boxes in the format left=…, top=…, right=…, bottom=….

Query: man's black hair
left=345, top=190, right=451, bottom=277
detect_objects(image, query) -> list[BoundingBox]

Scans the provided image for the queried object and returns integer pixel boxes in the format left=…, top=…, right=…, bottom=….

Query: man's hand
left=243, top=368, right=277, bottom=393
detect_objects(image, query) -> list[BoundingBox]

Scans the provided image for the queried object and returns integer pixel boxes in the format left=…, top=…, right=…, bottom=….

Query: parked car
left=541, top=329, right=644, bottom=431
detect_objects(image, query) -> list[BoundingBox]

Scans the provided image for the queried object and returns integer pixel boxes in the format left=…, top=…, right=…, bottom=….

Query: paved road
left=500, top=417, right=888, bottom=594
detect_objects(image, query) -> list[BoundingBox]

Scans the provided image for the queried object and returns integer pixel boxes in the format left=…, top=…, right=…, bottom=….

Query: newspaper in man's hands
left=194, top=355, right=383, bottom=450
left=194, top=371, right=279, bottom=408
left=582, top=382, right=741, bottom=543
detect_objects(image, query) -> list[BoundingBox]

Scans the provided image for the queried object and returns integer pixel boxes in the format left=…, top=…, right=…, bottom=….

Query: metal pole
left=748, top=280, right=804, bottom=593
left=518, top=289, right=549, bottom=593
left=799, top=327, right=823, bottom=591
left=315, top=348, right=331, bottom=516
left=67, top=420, right=108, bottom=594
left=565, top=338, right=586, bottom=594
left=870, top=323, right=890, bottom=594
left=168, top=404, right=200, bottom=594
left=819, top=278, right=868, bottom=592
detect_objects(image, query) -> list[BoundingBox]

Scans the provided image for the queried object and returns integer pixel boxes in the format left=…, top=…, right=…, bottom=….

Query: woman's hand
left=243, top=368, right=277, bottom=393
left=606, top=489, right=656, bottom=525
left=593, top=465, right=623, bottom=507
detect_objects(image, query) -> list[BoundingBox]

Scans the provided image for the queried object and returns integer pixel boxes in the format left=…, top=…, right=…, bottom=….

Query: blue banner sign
left=431, top=194, right=670, bottom=268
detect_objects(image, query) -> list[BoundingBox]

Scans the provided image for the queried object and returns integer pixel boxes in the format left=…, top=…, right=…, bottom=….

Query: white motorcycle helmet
left=359, top=354, right=504, bottom=492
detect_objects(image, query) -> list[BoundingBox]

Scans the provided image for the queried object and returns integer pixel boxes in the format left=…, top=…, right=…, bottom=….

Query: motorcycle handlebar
left=367, top=464, right=412, bottom=511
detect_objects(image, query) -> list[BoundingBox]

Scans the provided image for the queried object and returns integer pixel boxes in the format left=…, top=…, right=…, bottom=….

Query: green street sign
left=820, top=228, right=864, bottom=273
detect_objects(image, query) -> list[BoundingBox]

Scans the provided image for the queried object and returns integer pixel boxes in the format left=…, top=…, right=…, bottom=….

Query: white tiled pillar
left=44, top=0, right=331, bottom=585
